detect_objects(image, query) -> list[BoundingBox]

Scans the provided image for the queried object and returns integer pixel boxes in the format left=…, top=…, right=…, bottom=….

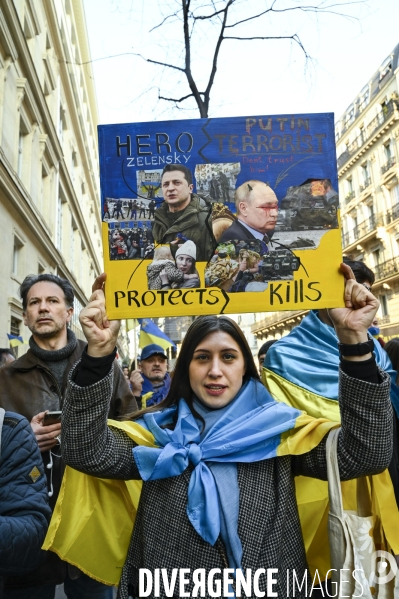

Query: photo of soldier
left=148, top=199, right=156, bottom=219
left=103, top=198, right=111, bottom=220
left=209, top=174, right=220, bottom=201
left=130, top=200, right=139, bottom=220
left=218, top=170, right=230, bottom=202
left=139, top=202, right=147, bottom=219
left=152, top=164, right=215, bottom=263
left=194, top=162, right=240, bottom=205
left=113, top=198, right=124, bottom=219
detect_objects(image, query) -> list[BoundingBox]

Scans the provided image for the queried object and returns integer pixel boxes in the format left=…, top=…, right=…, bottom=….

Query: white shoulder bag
left=326, top=427, right=397, bottom=599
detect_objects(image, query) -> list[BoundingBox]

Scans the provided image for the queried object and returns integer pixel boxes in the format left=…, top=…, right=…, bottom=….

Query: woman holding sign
left=60, top=264, right=392, bottom=599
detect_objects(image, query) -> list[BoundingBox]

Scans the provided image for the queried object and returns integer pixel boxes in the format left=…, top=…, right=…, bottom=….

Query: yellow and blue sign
left=98, top=113, right=343, bottom=319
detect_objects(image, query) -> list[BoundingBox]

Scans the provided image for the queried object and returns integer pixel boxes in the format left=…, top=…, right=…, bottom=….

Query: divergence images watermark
left=139, top=551, right=398, bottom=597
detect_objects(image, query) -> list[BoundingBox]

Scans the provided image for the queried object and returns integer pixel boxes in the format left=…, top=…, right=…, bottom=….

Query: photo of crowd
left=103, top=198, right=158, bottom=223
left=108, top=222, right=154, bottom=261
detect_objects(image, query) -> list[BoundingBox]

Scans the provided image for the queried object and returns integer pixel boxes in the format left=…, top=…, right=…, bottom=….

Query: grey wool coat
left=62, top=366, right=393, bottom=599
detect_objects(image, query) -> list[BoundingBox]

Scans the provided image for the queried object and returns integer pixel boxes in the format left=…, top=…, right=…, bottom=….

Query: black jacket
left=0, top=337, right=137, bottom=589
left=62, top=365, right=392, bottom=599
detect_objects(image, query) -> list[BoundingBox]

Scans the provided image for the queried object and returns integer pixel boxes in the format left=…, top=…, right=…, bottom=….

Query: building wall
left=0, top=0, right=103, bottom=350
left=252, top=44, right=399, bottom=344
left=337, top=44, right=399, bottom=339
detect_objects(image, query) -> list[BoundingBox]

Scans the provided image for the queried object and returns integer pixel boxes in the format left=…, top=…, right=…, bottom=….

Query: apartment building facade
left=0, top=0, right=103, bottom=351
left=252, top=44, right=399, bottom=343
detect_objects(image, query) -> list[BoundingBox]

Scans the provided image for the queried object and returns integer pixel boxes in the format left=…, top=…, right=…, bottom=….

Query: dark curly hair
left=20, top=274, right=74, bottom=311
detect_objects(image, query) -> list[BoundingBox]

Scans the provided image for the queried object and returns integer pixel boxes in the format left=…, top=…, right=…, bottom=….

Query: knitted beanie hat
left=175, top=240, right=196, bottom=261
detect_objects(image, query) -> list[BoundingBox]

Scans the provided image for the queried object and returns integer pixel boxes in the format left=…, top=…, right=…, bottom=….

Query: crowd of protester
left=1, top=260, right=399, bottom=598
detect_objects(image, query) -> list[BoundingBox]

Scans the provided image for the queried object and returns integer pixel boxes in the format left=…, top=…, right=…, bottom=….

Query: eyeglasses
left=362, top=284, right=372, bottom=292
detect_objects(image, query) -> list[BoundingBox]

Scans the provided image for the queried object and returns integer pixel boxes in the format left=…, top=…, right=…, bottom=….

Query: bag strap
left=326, top=427, right=344, bottom=518
left=356, top=475, right=372, bottom=517
left=0, top=408, right=5, bottom=463
left=326, top=426, right=372, bottom=518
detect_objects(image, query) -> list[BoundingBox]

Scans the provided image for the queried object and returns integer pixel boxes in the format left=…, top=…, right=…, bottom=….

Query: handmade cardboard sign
left=98, top=114, right=343, bottom=319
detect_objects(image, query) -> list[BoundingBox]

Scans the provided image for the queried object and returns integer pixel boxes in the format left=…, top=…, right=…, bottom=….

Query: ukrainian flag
left=43, top=390, right=337, bottom=586
left=264, top=310, right=399, bottom=578
left=7, top=333, right=25, bottom=347
left=138, top=318, right=176, bottom=351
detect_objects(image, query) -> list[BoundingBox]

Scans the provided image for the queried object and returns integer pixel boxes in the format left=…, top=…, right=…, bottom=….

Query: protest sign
left=98, top=113, right=343, bottom=319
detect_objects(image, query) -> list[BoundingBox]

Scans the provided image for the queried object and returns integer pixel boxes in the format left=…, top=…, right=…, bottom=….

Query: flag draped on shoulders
left=264, top=310, right=399, bottom=577
left=43, top=378, right=337, bottom=586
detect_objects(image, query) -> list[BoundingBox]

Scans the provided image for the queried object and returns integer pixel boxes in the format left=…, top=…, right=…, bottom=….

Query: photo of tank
left=276, top=179, right=339, bottom=232
left=260, top=249, right=300, bottom=280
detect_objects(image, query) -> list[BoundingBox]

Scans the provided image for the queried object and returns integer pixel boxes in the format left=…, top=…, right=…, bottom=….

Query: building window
left=71, top=150, right=78, bottom=184
left=358, top=86, right=369, bottom=112
left=384, top=142, right=392, bottom=161
left=379, top=56, right=392, bottom=81
left=391, top=185, right=399, bottom=207
left=367, top=203, right=374, bottom=218
left=360, top=163, right=371, bottom=189
left=59, top=106, right=66, bottom=145
left=10, top=316, right=22, bottom=356
left=372, top=249, right=381, bottom=267
left=12, top=236, right=24, bottom=277
left=57, top=196, right=63, bottom=251
left=380, top=294, right=389, bottom=317
left=345, top=105, right=355, bottom=127
left=347, top=178, right=353, bottom=193
left=10, top=316, right=21, bottom=337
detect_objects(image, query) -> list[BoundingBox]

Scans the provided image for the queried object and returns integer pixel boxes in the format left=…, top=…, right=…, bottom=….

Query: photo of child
left=146, top=241, right=201, bottom=290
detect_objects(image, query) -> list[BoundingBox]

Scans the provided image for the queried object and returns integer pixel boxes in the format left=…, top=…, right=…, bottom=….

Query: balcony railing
left=359, top=177, right=372, bottom=192
left=374, top=256, right=399, bottom=281
left=379, top=315, right=391, bottom=324
left=251, top=310, right=307, bottom=334
left=381, top=156, right=396, bottom=174
left=345, top=191, right=356, bottom=203
left=386, top=203, right=399, bottom=225
left=337, top=99, right=398, bottom=169
left=342, top=212, right=384, bottom=247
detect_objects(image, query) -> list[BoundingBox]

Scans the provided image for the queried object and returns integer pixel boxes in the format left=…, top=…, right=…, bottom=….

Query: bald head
left=235, top=180, right=278, bottom=235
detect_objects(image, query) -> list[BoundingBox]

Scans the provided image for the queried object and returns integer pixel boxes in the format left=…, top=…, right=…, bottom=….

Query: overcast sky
left=82, top=0, right=399, bottom=125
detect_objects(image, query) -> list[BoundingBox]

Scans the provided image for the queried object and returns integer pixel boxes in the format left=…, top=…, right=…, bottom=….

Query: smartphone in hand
left=43, top=411, right=62, bottom=426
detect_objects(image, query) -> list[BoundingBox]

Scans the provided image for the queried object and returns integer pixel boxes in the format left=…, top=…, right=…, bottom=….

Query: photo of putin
left=218, top=180, right=278, bottom=244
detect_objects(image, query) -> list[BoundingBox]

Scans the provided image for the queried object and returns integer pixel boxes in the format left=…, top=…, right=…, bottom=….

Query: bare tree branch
left=134, top=53, right=186, bottom=73
left=149, top=11, right=181, bottom=33
left=130, top=0, right=369, bottom=118
left=158, top=92, right=197, bottom=103
left=203, top=0, right=234, bottom=111
left=224, top=34, right=309, bottom=59
left=191, top=6, right=232, bottom=20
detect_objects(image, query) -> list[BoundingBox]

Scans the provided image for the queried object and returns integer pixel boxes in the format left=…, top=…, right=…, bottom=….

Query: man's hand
left=130, top=370, right=144, bottom=396
left=328, top=263, right=379, bottom=347
left=81, top=273, right=120, bottom=357
left=31, top=411, right=61, bottom=452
